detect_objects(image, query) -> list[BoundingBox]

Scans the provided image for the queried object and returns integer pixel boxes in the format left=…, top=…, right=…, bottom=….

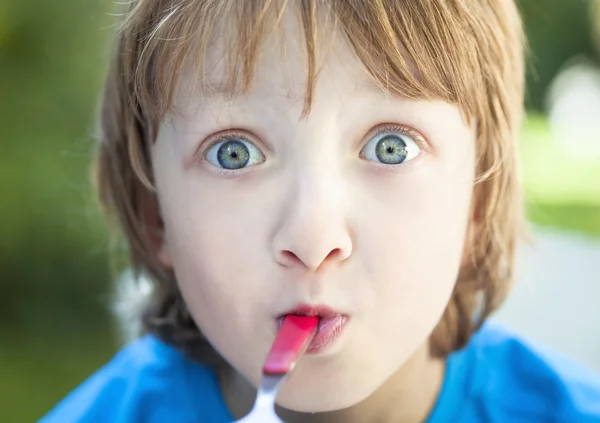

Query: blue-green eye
left=205, top=137, right=265, bottom=170
left=361, top=130, right=422, bottom=165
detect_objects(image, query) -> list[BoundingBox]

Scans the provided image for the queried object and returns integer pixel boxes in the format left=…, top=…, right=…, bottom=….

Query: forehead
left=138, top=0, right=487, bottom=127
left=179, top=11, right=389, bottom=107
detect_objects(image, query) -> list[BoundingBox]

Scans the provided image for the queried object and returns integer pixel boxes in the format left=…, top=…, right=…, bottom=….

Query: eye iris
left=376, top=135, right=408, bottom=164
left=217, top=140, right=250, bottom=169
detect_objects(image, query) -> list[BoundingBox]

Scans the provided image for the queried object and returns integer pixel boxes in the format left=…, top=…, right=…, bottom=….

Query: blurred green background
left=1, top=1, right=599, bottom=422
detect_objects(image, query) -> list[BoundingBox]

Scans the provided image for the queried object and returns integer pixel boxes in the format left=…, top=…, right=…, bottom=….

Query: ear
left=138, top=189, right=173, bottom=269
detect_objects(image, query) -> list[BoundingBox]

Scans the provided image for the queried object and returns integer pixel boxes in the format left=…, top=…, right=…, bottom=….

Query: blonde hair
left=96, top=0, right=526, bottom=363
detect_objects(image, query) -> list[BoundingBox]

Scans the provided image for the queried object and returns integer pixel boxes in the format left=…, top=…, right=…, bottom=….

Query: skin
left=151, top=13, right=476, bottom=423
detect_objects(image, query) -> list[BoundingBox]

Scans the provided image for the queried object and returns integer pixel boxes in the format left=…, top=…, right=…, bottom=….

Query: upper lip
left=277, top=303, right=345, bottom=319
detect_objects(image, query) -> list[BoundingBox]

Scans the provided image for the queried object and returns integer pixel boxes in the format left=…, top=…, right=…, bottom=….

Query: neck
left=219, top=342, right=446, bottom=423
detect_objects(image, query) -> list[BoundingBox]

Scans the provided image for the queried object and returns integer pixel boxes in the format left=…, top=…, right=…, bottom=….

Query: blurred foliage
left=1, top=0, right=116, bottom=335
left=521, top=115, right=600, bottom=237
left=519, top=0, right=599, bottom=110
left=0, top=2, right=120, bottom=419
left=594, top=0, right=600, bottom=51
left=0, top=1, right=599, bottom=422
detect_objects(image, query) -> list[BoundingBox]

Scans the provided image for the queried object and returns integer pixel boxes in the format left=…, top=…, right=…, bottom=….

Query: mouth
left=276, top=304, right=349, bottom=354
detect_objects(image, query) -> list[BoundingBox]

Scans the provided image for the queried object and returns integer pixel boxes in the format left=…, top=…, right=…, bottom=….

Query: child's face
left=151, top=18, right=475, bottom=412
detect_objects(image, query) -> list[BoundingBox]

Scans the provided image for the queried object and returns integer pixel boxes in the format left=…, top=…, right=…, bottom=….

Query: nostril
left=279, top=248, right=344, bottom=268
left=325, top=248, right=342, bottom=261
left=281, top=250, right=301, bottom=264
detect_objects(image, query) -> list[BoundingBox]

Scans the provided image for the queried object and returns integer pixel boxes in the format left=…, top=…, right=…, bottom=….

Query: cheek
left=357, top=156, right=474, bottom=340
left=160, top=198, right=276, bottom=382
left=162, top=183, right=271, bottom=298
left=153, top=138, right=268, bottom=304
left=152, top=144, right=277, bottom=380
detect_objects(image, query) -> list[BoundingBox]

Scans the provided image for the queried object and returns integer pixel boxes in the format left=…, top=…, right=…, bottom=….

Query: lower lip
left=277, top=315, right=349, bottom=354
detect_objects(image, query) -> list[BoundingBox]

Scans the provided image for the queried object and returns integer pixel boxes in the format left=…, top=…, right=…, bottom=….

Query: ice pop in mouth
left=234, top=315, right=318, bottom=422
left=276, top=304, right=349, bottom=354
left=263, top=314, right=319, bottom=375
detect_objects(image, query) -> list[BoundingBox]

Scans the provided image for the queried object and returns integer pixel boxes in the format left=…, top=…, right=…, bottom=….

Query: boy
left=40, top=0, right=600, bottom=422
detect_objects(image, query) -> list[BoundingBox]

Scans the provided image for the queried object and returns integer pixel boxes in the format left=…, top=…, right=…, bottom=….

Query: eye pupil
left=376, top=135, right=408, bottom=165
left=217, top=140, right=250, bottom=169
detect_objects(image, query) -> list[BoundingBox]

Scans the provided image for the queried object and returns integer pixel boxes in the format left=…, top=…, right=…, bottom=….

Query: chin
left=274, top=370, right=380, bottom=413
left=276, top=389, right=371, bottom=413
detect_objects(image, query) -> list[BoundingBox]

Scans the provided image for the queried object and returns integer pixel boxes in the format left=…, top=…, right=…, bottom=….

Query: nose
left=271, top=169, right=353, bottom=272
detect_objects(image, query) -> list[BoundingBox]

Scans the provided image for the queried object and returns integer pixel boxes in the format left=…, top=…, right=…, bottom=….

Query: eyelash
left=215, top=168, right=243, bottom=177
left=367, top=124, right=427, bottom=149
left=196, top=123, right=428, bottom=176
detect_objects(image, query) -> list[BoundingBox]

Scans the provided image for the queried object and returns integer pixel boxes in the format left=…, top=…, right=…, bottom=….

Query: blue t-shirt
left=39, top=322, right=600, bottom=422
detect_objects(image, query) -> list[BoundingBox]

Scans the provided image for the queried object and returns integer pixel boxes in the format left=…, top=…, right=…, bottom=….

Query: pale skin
left=150, top=14, right=476, bottom=423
